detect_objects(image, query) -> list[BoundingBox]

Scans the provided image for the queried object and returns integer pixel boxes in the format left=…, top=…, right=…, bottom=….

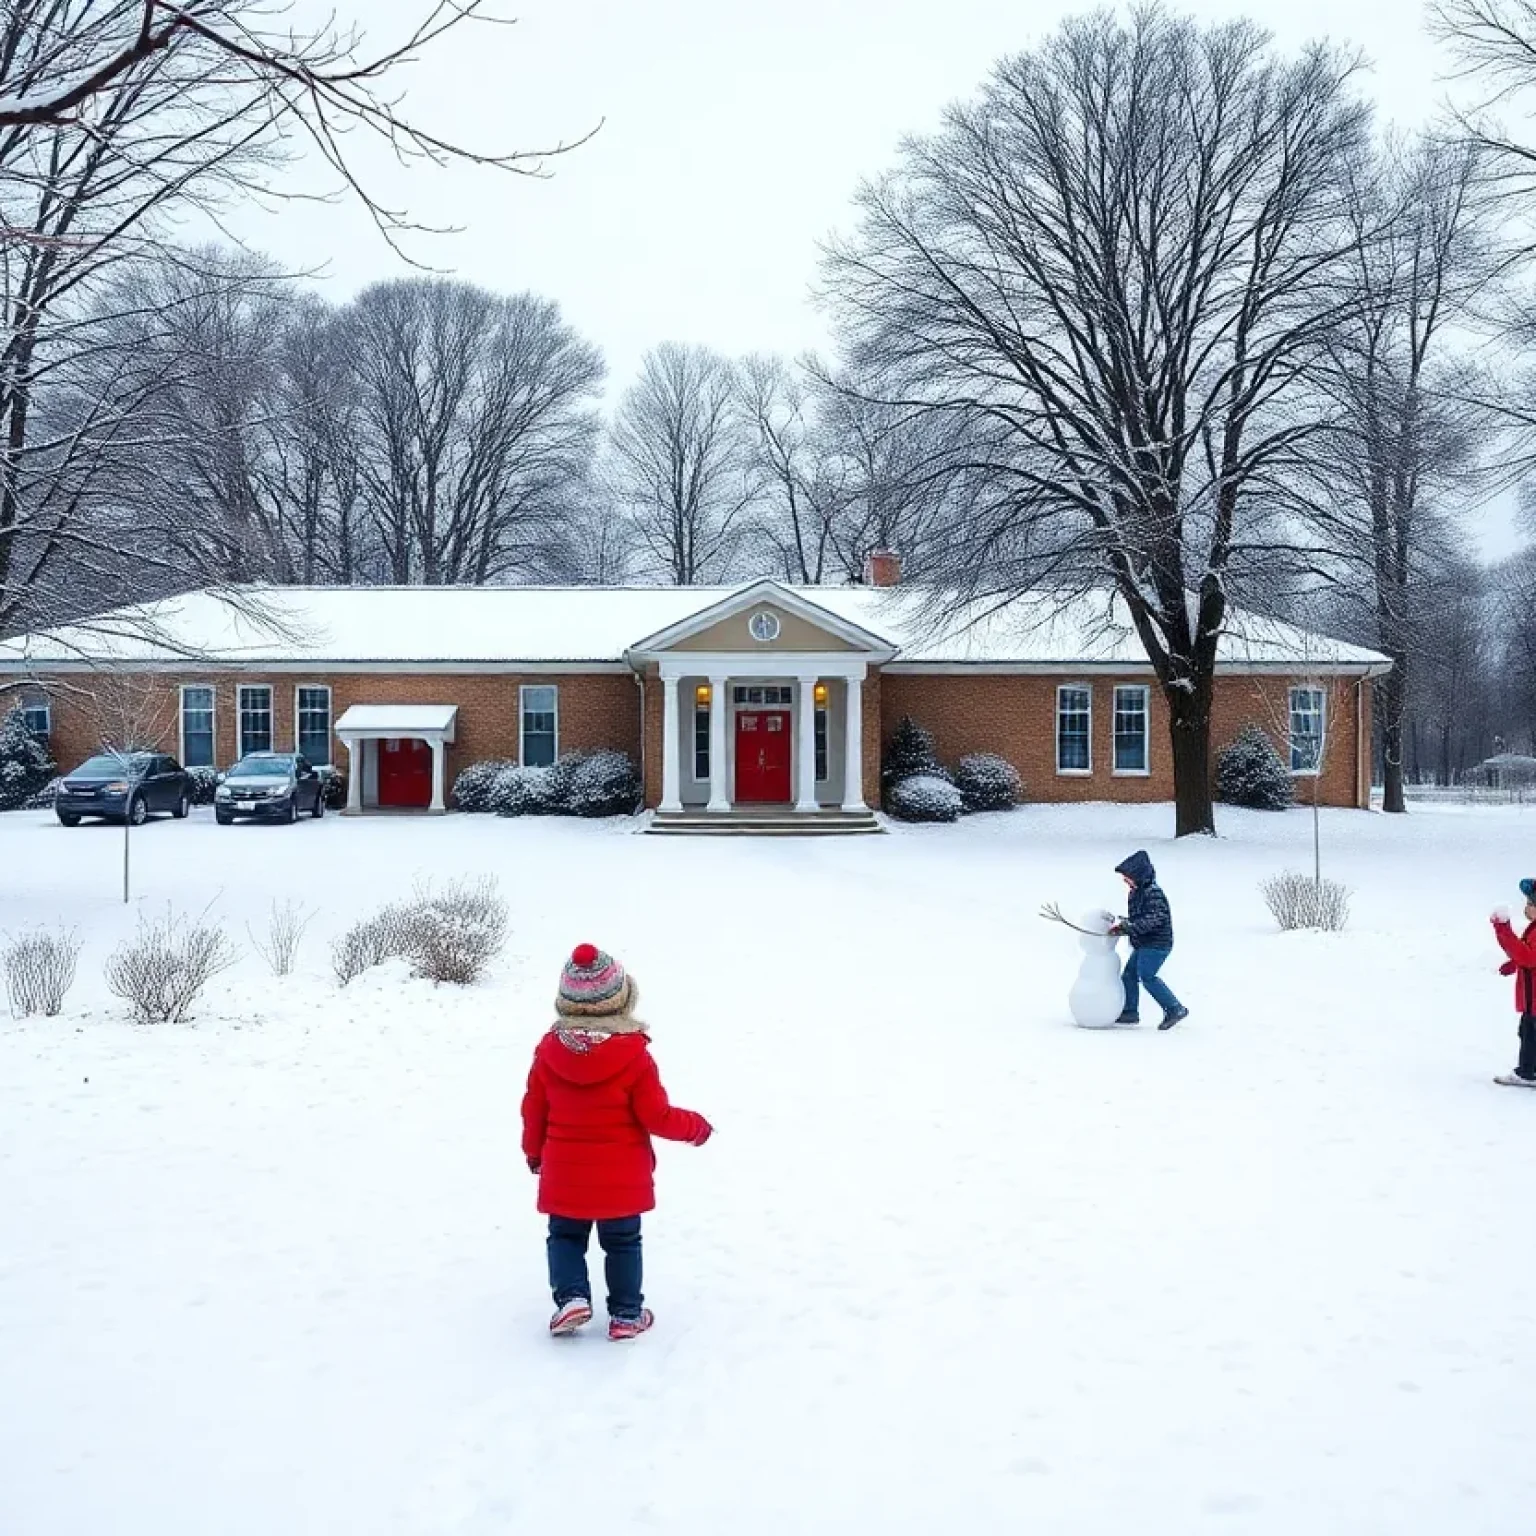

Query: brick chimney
left=865, top=549, right=902, bottom=588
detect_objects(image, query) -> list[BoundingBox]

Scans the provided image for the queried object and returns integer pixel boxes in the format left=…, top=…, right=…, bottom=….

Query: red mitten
left=690, top=1120, right=714, bottom=1147
left=527, top=1157, right=541, bottom=1175
left=1501, top=961, right=1517, bottom=976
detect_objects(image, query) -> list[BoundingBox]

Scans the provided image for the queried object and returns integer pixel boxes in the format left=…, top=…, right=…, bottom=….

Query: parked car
left=215, top=752, right=326, bottom=825
left=56, top=752, right=191, bottom=827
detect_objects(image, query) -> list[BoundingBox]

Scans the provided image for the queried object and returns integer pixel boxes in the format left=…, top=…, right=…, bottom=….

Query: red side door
left=734, top=710, right=792, bottom=804
left=378, top=738, right=432, bottom=809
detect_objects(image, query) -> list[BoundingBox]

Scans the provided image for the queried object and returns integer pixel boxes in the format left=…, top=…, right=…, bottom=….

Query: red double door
left=378, top=738, right=432, bottom=809
left=735, top=710, right=791, bottom=804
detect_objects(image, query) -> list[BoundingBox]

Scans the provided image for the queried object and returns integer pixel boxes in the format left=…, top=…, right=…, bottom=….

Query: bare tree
left=822, top=9, right=1371, bottom=835
left=1304, top=139, right=1493, bottom=814
left=607, top=343, right=759, bottom=585
left=341, top=279, right=604, bottom=585
left=0, top=2, right=586, bottom=248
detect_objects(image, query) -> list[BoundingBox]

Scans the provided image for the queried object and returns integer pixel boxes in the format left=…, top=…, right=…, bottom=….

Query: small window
left=180, top=686, right=215, bottom=768
left=815, top=706, right=829, bottom=782
left=521, top=685, right=558, bottom=768
left=20, top=700, right=50, bottom=742
left=1289, top=687, right=1326, bottom=774
left=1112, top=686, right=1149, bottom=774
left=296, top=686, right=332, bottom=767
left=237, top=685, right=272, bottom=757
left=694, top=703, right=710, bottom=781
left=1056, top=685, right=1092, bottom=774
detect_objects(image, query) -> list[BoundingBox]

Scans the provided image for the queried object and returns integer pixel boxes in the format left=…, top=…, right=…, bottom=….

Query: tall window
left=20, top=699, right=50, bottom=743
left=521, top=685, right=558, bottom=767
left=694, top=696, right=710, bottom=780
left=238, top=685, right=273, bottom=756
left=1112, top=685, right=1149, bottom=774
left=814, top=705, right=829, bottom=782
left=1056, top=685, right=1092, bottom=773
left=180, top=686, right=215, bottom=768
left=1289, top=687, right=1326, bottom=773
left=296, top=686, right=332, bottom=766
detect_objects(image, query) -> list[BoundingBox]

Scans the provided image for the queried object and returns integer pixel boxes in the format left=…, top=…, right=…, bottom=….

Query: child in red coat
left=521, top=944, right=712, bottom=1339
left=1490, top=879, right=1536, bottom=1088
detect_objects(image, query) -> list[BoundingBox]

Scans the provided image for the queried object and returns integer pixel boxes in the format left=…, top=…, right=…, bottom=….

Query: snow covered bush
left=1260, top=871, right=1351, bottom=932
left=955, top=752, right=1023, bottom=812
left=563, top=750, right=642, bottom=817
left=320, top=768, right=347, bottom=810
left=1217, top=725, right=1295, bottom=811
left=452, top=759, right=517, bottom=813
left=247, top=899, right=313, bottom=978
left=400, top=877, right=508, bottom=985
left=186, top=767, right=220, bottom=806
left=105, top=908, right=238, bottom=1024
left=881, top=716, right=951, bottom=807
left=888, top=773, right=965, bottom=823
left=23, top=775, right=60, bottom=809
left=0, top=706, right=55, bottom=812
left=332, top=904, right=413, bottom=985
left=3, top=926, right=82, bottom=1018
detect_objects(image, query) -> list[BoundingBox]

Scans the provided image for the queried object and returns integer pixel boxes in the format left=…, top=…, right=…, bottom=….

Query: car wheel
left=56, top=812, right=81, bottom=828
left=173, top=793, right=190, bottom=820
left=285, top=798, right=298, bottom=825
left=312, top=791, right=325, bottom=819
left=127, top=795, right=148, bottom=827
left=215, top=810, right=233, bottom=826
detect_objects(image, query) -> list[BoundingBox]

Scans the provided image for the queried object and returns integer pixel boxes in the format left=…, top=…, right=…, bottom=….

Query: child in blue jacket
left=1112, top=850, right=1189, bottom=1030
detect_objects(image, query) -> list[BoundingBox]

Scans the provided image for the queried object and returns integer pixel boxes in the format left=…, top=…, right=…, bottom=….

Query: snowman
left=1068, top=909, right=1125, bottom=1029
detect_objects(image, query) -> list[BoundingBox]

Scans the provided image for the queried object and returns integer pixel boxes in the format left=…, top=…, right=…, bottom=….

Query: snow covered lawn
left=2, top=802, right=1534, bottom=1534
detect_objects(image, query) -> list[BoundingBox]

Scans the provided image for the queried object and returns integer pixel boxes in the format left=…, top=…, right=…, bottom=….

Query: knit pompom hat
left=1521, top=879, right=1536, bottom=902
left=556, top=943, right=634, bottom=1019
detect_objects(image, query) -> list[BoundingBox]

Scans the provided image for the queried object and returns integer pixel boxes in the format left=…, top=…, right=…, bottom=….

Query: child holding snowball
left=1490, top=881, right=1536, bottom=1088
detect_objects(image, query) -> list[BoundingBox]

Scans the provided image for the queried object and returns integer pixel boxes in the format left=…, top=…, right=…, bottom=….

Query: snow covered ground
left=2, top=801, right=1534, bottom=1535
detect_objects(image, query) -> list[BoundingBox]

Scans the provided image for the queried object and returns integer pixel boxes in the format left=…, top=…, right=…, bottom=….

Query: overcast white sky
left=223, top=0, right=1522, bottom=556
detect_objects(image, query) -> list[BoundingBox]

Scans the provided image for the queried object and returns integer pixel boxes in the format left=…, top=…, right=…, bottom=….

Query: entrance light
left=695, top=684, right=711, bottom=706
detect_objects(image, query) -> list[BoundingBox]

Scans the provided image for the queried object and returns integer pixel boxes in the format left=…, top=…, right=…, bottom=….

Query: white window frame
left=1111, top=684, right=1150, bottom=777
left=1289, top=686, right=1326, bottom=776
left=1055, top=683, right=1093, bottom=776
left=178, top=684, right=217, bottom=769
left=19, top=697, right=50, bottom=741
left=520, top=684, right=559, bottom=768
left=294, top=684, right=334, bottom=767
left=237, top=683, right=274, bottom=759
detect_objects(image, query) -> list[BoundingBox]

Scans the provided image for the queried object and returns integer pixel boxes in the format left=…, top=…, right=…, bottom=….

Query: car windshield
left=232, top=758, right=293, bottom=777
left=74, top=754, right=149, bottom=776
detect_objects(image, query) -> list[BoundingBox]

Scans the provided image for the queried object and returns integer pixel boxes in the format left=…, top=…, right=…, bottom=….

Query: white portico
left=626, top=582, right=897, bottom=819
left=334, top=703, right=458, bottom=814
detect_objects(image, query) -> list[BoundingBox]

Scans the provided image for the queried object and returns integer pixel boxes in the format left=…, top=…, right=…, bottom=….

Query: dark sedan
left=214, top=753, right=326, bottom=825
left=56, top=752, right=191, bottom=827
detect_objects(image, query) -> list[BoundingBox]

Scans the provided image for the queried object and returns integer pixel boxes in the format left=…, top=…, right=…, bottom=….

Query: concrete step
left=646, top=809, right=885, bottom=837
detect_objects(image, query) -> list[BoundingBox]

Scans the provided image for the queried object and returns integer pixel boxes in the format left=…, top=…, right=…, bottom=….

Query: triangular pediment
left=627, top=581, right=898, bottom=658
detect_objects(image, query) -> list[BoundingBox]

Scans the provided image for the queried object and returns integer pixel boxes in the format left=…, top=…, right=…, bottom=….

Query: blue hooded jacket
left=1115, top=850, right=1174, bottom=951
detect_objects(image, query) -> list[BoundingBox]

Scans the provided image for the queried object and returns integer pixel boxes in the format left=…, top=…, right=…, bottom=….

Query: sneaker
left=608, top=1309, right=655, bottom=1341
left=1158, top=1006, right=1189, bottom=1031
left=549, top=1297, right=593, bottom=1336
left=1114, top=1012, right=1140, bottom=1026
left=1494, top=1072, right=1536, bottom=1088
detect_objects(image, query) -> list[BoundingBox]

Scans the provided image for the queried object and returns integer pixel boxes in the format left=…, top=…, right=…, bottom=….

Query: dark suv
left=215, top=752, right=326, bottom=825
left=56, top=752, right=191, bottom=827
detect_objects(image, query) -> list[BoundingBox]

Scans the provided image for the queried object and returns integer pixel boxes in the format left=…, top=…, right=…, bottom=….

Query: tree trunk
left=1377, top=664, right=1408, bottom=814
left=1167, top=687, right=1216, bottom=837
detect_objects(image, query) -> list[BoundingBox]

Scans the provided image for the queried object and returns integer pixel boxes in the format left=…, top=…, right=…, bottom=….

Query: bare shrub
left=331, top=904, right=412, bottom=986
left=403, top=877, right=508, bottom=985
left=105, top=908, right=238, bottom=1024
left=1261, top=872, right=1352, bottom=932
left=247, top=899, right=314, bottom=978
left=3, top=926, right=83, bottom=1017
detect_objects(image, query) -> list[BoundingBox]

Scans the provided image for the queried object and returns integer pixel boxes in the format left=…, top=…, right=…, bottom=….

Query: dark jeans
left=1122, top=947, right=1182, bottom=1018
left=1519, top=1014, right=1536, bottom=1080
left=547, top=1215, right=643, bottom=1320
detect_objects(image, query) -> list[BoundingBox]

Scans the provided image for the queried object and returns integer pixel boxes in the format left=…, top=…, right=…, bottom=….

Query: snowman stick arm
left=1039, top=902, right=1100, bottom=936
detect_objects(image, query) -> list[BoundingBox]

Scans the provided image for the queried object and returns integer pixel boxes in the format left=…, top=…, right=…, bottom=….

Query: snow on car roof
left=0, top=582, right=1387, bottom=671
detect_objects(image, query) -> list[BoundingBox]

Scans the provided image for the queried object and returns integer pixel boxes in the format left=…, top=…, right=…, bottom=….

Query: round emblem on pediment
left=748, top=610, right=781, bottom=642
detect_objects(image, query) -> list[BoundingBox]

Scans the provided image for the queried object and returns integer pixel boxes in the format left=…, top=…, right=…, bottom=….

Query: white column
left=842, top=673, right=866, bottom=812
left=795, top=673, right=819, bottom=812
left=707, top=675, right=731, bottom=812
left=428, top=736, right=446, bottom=813
left=660, top=673, right=682, bottom=813
left=344, top=737, right=363, bottom=813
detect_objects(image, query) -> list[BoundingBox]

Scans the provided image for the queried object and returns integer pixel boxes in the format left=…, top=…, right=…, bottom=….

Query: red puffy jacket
left=1493, top=918, right=1536, bottom=1013
left=520, top=1029, right=709, bottom=1221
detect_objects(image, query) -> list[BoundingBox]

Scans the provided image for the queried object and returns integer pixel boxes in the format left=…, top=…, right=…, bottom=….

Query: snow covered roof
left=335, top=705, right=458, bottom=736
left=0, top=582, right=1389, bottom=673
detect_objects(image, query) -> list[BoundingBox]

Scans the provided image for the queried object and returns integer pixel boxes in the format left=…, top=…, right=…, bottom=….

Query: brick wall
left=877, top=670, right=1367, bottom=809
left=33, top=671, right=642, bottom=790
